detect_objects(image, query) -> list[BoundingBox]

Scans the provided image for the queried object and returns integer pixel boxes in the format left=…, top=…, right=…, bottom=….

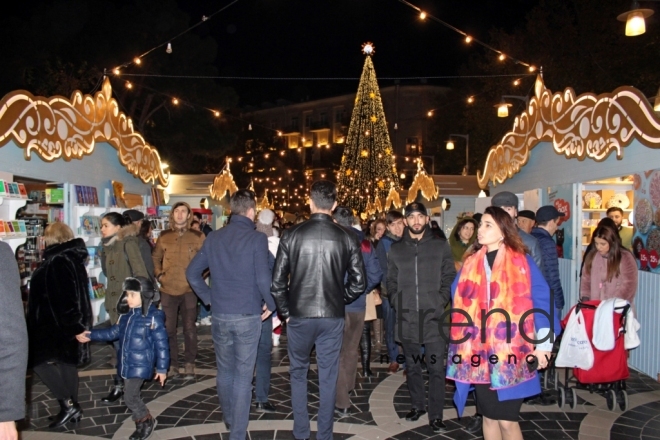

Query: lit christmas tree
left=337, top=43, right=400, bottom=214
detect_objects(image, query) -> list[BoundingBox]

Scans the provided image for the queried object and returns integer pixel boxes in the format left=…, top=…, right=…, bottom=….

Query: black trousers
left=124, top=378, right=149, bottom=420
left=400, top=340, right=447, bottom=420
left=33, top=362, right=79, bottom=401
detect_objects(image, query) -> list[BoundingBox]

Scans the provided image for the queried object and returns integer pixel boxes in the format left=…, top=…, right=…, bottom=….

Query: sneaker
left=272, top=334, right=280, bottom=347
left=200, top=316, right=212, bottom=326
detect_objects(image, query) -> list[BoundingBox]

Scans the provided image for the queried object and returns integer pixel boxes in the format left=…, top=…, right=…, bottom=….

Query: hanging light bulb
left=427, top=110, right=434, bottom=117
left=618, top=2, right=654, bottom=36
left=446, top=140, right=455, bottom=150
left=166, top=42, right=173, bottom=54
left=134, top=57, right=142, bottom=65
left=467, top=96, right=474, bottom=104
left=214, top=111, right=220, bottom=117
left=172, top=98, right=179, bottom=105
left=113, top=68, right=120, bottom=75
left=498, top=53, right=506, bottom=61
left=495, top=99, right=512, bottom=118
left=125, top=81, right=133, bottom=89
left=528, top=65, right=537, bottom=72
left=420, top=11, right=427, bottom=19
left=465, top=35, right=472, bottom=43
left=394, top=123, right=398, bottom=130
left=513, top=79, right=521, bottom=86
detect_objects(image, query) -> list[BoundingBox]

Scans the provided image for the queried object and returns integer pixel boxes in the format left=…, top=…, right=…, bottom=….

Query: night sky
left=177, top=0, right=539, bottom=105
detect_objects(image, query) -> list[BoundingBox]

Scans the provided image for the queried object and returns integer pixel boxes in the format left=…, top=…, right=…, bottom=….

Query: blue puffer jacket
left=90, top=305, right=169, bottom=379
left=530, top=227, right=565, bottom=309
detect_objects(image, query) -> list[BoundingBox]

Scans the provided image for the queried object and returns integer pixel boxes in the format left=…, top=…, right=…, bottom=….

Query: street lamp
left=446, top=134, right=469, bottom=175
left=495, top=95, right=529, bottom=118
left=618, top=1, right=656, bottom=36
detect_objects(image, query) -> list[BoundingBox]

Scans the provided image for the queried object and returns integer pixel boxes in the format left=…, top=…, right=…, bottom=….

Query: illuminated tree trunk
left=337, top=50, right=400, bottom=214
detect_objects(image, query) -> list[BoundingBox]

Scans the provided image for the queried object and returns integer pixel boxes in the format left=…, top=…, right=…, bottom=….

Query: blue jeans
left=212, top=314, right=261, bottom=440
left=287, top=317, right=344, bottom=440
left=254, top=314, right=273, bottom=403
left=381, top=298, right=399, bottom=364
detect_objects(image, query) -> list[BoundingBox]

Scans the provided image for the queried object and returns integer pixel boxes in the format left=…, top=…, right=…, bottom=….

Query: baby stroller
left=556, top=300, right=630, bottom=411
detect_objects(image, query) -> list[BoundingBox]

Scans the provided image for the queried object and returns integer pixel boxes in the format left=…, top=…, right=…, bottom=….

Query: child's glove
left=76, top=331, right=91, bottom=343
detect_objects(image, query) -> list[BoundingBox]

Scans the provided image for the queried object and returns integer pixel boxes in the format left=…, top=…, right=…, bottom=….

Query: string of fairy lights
left=103, top=1, right=541, bottom=212
left=396, top=0, right=537, bottom=72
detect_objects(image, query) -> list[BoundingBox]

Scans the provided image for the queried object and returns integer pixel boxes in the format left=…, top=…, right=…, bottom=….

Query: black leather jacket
left=271, top=213, right=366, bottom=319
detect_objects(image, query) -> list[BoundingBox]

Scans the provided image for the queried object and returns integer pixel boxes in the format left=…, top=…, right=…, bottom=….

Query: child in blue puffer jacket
left=77, top=276, right=169, bottom=440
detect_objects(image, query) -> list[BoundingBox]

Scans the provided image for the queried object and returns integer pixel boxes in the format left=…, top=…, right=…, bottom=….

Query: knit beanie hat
left=256, top=209, right=275, bottom=237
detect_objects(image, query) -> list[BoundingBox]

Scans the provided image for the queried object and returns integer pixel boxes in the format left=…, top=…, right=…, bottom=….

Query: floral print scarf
left=446, top=245, right=537, bottom=388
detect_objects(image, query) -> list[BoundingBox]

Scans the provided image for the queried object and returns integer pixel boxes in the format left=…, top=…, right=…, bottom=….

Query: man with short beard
left=387, top=202, right=456, bottom=433
left=153, top=202, right=205, bottom=379
left=607, top=207, right=633, bottom=250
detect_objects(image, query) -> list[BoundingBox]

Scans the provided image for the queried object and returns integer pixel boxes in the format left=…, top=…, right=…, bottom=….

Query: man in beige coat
left=153, top=202, right=205, bottom=379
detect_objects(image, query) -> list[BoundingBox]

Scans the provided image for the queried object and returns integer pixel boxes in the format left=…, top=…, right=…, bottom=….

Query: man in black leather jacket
left=271, top=180, right=366, bottom=440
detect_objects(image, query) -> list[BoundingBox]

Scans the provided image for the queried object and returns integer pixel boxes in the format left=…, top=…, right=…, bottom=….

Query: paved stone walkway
left=19, top=325, right=660, bottom=439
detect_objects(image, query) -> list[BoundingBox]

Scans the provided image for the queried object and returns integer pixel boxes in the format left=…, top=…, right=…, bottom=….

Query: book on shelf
left=17, top=183, right=28, bottom=198
left=89, top=277, right=106, bottom=299
left=86, top=247, right=99, bottom=269
left=17, top=220, right=27, bottom=234
left=6, top=221, right=15, bottom=235
left=79, top=215, right=101, bottom=235
left=7, top=182, right=19, bottom=197
left=0, top=220, right=5, bottom=236
left=45, top=188, right=64, bottom=204
left=0, top=180, right=6, bottom=197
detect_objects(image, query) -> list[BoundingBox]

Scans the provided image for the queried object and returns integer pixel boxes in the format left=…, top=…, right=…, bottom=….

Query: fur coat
left=27, top=238, right=92, bottom=368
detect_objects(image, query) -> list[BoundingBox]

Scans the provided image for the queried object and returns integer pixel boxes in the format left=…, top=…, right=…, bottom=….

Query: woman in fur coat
left=27, top=222, right=92, bottom=428
left=98, top=212, right=148, bottom=404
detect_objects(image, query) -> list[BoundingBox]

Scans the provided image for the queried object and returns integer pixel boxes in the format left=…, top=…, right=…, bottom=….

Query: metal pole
left=465, top=135, right=469, bottom=175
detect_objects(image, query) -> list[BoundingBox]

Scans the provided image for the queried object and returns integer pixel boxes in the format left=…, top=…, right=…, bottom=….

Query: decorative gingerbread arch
left=477, top=75, right=660, bottom=189
left=0, top=78, right=169, bottom=186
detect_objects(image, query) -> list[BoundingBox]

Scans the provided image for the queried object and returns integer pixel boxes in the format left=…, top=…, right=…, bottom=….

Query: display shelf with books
left=0, top=197, right=29, bottom=253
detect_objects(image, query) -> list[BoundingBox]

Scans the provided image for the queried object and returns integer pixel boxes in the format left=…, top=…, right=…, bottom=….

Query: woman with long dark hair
left=27, top=222, right=92, bottom=428
left=581, top=223, right=638, bottom=303
left=449, top=217, right=478, bottom=270
left=447, top=206, right=556, bottom=440
left=98, top=211, right=148, bottom=404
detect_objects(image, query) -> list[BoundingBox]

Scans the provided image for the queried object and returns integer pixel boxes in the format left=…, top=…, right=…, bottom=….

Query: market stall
left=477, top=74, right=660, bottom=379
left=0, top=78, right=170, bottom=323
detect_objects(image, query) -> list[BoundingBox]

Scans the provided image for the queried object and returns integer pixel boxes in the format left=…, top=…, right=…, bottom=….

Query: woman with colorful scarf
left=446, top=206, right=556, bottom=440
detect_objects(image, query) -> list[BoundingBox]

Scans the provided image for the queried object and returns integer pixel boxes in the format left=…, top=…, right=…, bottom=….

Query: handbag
left=555, top=309, right=594, bottom=370
left=365, top=289, right=382, bottom=321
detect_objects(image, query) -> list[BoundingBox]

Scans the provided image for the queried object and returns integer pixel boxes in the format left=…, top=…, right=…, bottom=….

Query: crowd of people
left=0, top=182, right=640, bottom=440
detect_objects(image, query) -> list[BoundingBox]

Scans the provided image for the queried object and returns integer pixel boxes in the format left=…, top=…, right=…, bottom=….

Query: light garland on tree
left=337, top=43, right=400, bottom=213
left=209, top=159, right=238, bottom=201
left=406, top=159, right=438, bottom=203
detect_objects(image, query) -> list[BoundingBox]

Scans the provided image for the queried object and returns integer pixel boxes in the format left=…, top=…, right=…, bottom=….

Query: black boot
left=130, top=413, right=157, bottom=440
left=49, top=398, right=82, bottom=429
left=360, top=322, right=374, bottom=377
left=101, top=376, right=124, bottom=404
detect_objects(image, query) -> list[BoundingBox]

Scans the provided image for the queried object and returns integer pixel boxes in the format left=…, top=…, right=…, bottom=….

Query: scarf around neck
left=446, top=245, right=537, bottom=388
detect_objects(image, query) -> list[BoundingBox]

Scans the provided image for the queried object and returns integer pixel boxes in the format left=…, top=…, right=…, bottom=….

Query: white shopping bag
left=555, top=310, right=594, bottom=370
